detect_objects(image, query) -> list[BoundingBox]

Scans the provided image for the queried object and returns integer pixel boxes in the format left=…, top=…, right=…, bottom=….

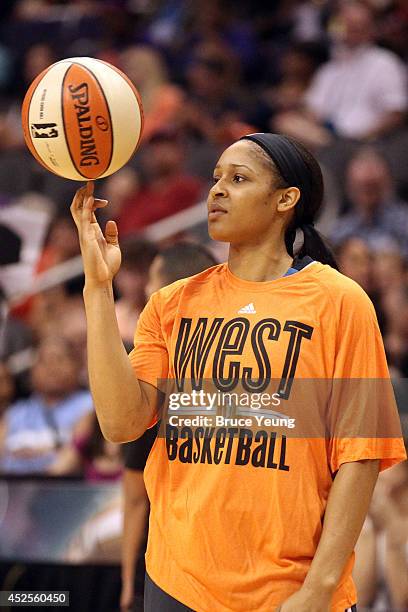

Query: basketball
left=21, top=57, right=144, bottom=181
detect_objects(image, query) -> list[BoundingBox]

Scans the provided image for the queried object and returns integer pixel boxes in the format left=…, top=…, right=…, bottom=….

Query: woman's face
left=207, top=140, right=282, bottom=244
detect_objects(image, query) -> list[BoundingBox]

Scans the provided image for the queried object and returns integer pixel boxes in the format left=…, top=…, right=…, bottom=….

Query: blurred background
left=0, top=0, right=407, bottom=610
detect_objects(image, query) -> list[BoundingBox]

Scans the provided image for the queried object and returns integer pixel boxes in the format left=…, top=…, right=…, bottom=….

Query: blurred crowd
left=0, top=0, right=407, bottom=610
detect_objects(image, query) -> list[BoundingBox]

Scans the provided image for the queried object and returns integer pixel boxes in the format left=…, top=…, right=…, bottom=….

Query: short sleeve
left=123, top=424, right=158, bottom=470
left=373, top=55, right=407, bottom=112
left=328, top=282, right=406, bottom=473
left=128, top=292, right=169, bottom=389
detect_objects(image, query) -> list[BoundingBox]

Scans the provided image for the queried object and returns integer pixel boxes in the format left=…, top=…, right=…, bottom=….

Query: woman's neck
left=228, top=242, right=293, bottom=282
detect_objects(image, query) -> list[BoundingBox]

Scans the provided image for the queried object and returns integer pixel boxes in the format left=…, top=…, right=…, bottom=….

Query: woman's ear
left=277, top=187, right=300, bottom=212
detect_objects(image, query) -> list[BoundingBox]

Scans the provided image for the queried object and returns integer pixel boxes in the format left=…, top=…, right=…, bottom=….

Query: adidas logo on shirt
left=238, top=302, right=256, bottom=314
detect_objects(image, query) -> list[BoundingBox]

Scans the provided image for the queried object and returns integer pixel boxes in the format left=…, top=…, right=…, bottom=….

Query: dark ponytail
left=297, top=224, right=338, bottom=269
left=240, top=133, right=338, bottom=269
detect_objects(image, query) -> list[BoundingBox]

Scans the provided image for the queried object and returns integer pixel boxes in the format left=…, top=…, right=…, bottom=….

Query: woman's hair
left=240, top=133, right=338, bottom=269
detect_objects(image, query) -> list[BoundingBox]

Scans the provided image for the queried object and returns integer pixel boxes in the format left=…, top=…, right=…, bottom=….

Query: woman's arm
left=83, top=282, right=156, bottom=442
left=278, top=459, right=380, bottom=611
left=71, top=183, right=157, bottom=442
left=352, top=515, right=377, bottom=607
left=384, top=500, right=408, bottom=610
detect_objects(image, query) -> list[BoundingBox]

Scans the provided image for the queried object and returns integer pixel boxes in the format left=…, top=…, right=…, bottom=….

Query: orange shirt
left=129, top=261, right=406, bottom=612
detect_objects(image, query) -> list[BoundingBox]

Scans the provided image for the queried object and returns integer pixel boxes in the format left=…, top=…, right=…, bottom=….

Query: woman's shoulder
left=313, top=263, right=375, bottom=313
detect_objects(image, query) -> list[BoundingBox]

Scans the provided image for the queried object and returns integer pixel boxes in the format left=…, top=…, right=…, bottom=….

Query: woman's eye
left=212, top=174, right=245, bottom=184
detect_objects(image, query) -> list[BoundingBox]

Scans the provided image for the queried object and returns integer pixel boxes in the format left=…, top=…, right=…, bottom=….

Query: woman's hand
left=276, top=586, right=332, bottom=611
left=70, top=181, right=121, bottom=286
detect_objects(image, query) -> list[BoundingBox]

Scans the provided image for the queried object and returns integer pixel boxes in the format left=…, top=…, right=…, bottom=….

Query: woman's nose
left=210, top=179, right=227, bottom=198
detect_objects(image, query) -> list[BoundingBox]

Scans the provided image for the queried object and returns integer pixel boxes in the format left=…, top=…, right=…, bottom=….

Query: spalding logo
left=68, top=82, right=101, bottom=167
left=63, top=66, right=113, bottom=179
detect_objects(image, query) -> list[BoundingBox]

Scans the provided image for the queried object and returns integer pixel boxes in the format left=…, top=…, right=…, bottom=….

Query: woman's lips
left=208, top=209, right=227, bottom=218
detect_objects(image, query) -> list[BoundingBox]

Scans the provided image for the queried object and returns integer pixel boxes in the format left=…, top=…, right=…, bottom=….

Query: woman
left=71, top=133, right=406, bottom=612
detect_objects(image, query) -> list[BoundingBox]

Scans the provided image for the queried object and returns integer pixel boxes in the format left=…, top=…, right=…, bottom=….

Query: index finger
left=70, top=184, right=88, bottom=227
left=86, top=181, right=94, bottom=197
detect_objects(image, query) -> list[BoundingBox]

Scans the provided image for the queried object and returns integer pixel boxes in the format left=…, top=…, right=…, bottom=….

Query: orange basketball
left=21, top=57, right=144, bottom=181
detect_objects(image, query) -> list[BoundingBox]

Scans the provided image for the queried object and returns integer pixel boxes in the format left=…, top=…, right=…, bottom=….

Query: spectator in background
left=383, top=284, right=408, bottom=377
left=0, top=284, right=34, bottom=398
left=58, top=295, right=89, bottom=387
left=0, top=286, right=33, bottom=371
left=0, top=336, right=93, bottom=475
left=375, top=0, right=408, bottom=62
left=264, top=41, right=328, bottom=117
left=164, top=38, right=256, bottom=181
left=330, top=149, right=408, bottom=259
left=275, top=1, right=407, bottom=147
left=119, top=45, right=185, bottom=144
left=14, top=211, right=83, bottom=337
left=26, top=285, right=68, bottom=342
left=0, top=361, right=15, bottom=455
left=335, top=235, right=372, bottom=295
left=145, top=241, right=218, bottom=297
left=182, top=40, right=256, bottom=145
left=114, top=238, right=158, bottom=351
left=184, top=40, right=241, bottom=125
left=373, top=248, right=406, bottom=296
left=175, top=0, right=258, bottom=75
left=116, top=128, right=204, bottom=236
left=0, top=43, right=57, bottom=173
left=101, top=168, right=140, bottom=223
left=49, top=410, right=125, bottom=481
left=354, top=443, right=408, bottom=611
left=35, top=212, right=80, bottom=274
left=74, top=414, right=124, bottom=482
left=0, top=105, right=34, bottom=198
left=21, top=43, right=56, bottom=95
left=335, top=235, right=388, bottom=332
left=120, top=241, right=217, bottom=612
